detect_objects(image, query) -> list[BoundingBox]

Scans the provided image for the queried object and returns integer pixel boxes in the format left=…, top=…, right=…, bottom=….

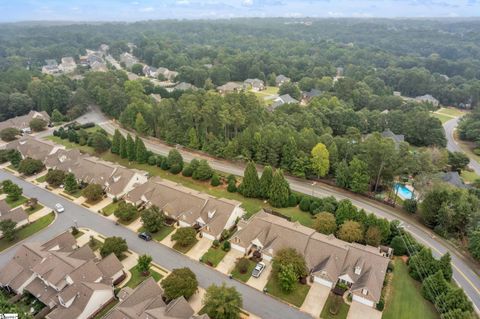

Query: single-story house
left=244, top=79, right=265, bottom=91
left=269, top=94, right=299, bottom=111
left=174, top=82, right=197, bottom=91
left=275, top=74, right=290, bottom=87
left=6, top=137, right=61, bottom=162
left=301, top=89, right=322, bottom=104
left=381, top=129, right=405, bottom=149
left=125, top=177, right=245, bottom=240
left=59, top=57, right=77, bottom=74
left=217, top=82, right=243, bottom=95
left=0, top=199, right=28, bottom=228
left=230, top=210, right=390, bottom=307
left=0, top=110, right=51, bottom=133
left=415, top=94, right=439, bottom=107
left=119, top=52, right=139, bottom=69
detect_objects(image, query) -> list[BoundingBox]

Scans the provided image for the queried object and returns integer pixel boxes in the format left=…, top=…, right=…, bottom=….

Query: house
left=0, top=199, right=28, bottom=228
left=217, top=82, right=243, bottom=95
left=6, top=137, right=61, bottom=162
left=415, top=94, right=439, bottom=107
left=301, top=89, right=322, bottom=104
left=125, top=177, right=244, bottom=240
left=381, top=129, right=405, bottom=149
left=156, top=67, right=178, bottom=81
left=275, top=74, right=290, bottom=87
left=230, top=210, right=390, bottom=308
left=142, top=65, right=158, bottom=78
left=59, top=57, right=77, bottom=74
left=42, top=60, right=61, bottom=75
left=244, top=79, right=265, bottom=92
left=99, top=44, right=109, bottom=53
left=174, top=82, right=197, bottom=91
left=0, top=110, right=51, bottom=133
left=104, top=277, right=209, bottom=319
left=0, top=232, right=124, bottom=319
left=269, top=94, right=299, bottom=111
left=119, top=52, right=139, bottom=69
left=90, top=61, right=108, bottom=72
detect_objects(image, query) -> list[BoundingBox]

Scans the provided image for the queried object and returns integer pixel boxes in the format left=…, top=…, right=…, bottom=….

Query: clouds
left=1, top=0, right=480, bottom=22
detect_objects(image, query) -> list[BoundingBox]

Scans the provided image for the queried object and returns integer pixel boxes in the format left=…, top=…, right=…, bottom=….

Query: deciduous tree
left=311, top=143, right=330, bottom=178
left=203, top=284, right=242, bottom=319
left=100, top=236, right=128, bottom=258
left=141, top=205, right=165, bottom=233
left=161, top=268, right=198, bottom=301
left=337, top=220, right=363, bottom=243
left=313, top=212, right=337, bottom=235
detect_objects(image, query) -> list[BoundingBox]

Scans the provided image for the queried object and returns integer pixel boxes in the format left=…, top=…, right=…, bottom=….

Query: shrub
left=71, top=226, right=79, bottom=236
left=376, top=299, right=385, bottom=311
left=299, top=197, right=311, bottom=212
left=192, top=160, right=213, bottom=181
left=213, top=239, right=220, bottom=248
left=147, top=155, right=157, bottom=166
left=403, top=199, right=418, bottom=214
left=169, top=163, right=182, bottom=174
left=222, top=241, right=231, bottom=252
left=172, top=227, right=197, bottom=247
left=18, top=157, right=44, bottom=176
left=45, top=169, right=66, bottom=187
left=288, top=193, right=297, bottom=207
left=210, top=174, right=221, bottom=186
left=182, top=166, right=194, bottom=177
left=236, top=258, right=250, bottom=274
left=227, top=179, right=237, bottom=192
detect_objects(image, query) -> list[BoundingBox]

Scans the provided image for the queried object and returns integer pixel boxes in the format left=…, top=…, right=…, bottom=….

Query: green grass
left=5, top=195, right=28, bottom=208
left=436, top=107, right=465, bottom=117
left=93, top=299, right=118, bottom=319
left=461, top=170, right=479, bottom=184
left=265, top=274, right=310, bottom=307
left=35, top=174, right=47, bottom=183
left=7, top=164, right=17, bottom=172
left=0, top=212, right=55, bottom=252
left=26, top=204, right=44, bottom=215
left=73, top=230, right=85, bottom=239
left=201, top=246, right=228, bottom=267
left=138, top=226, right=175, bottom=241
left=87, top=237, right=103, bottom=251
left=276, top=206, right=314, bottom=227
left=431, top=113, right=452, bottom=124
left=382, top=259, right=439, bottom=319
left=173, top=238, right=199, bottom=254
left=65, top=190, right=82, bottom=198
left=231, top=259, right=256, bottom=282
left=118, top=211, right=140, bottom=225
left=102, top=200, right=123, bottom=216
left=45, top=136, right=96, bottom=155
left=320, top=293, right=350, bottom=319
left=126, top=265, right=163, bottom=289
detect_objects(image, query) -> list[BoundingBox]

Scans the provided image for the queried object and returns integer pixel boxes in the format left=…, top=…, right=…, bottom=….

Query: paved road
left=0, top=170, right=312, bottom=319
left=74, top=108, right=480, bottom=313
left=444, top=117, right=480, bottom=175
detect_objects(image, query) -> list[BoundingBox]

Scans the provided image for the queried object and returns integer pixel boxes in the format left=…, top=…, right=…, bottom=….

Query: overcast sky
left=1, top=0, right=480, bottom=22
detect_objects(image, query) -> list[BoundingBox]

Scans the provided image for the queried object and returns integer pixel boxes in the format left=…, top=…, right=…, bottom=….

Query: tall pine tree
left=239, top=161, right=260, bottom=198
left=111, top=129, right=122, bottom=154
left=126, top=134, right=135, bottom=161
left=135, top=136, right=148, bottom=164
left=119, top=135, right=127, bottom=159
left=269, top=169, right=290, bottom=208
left=259, top=166, right=273, bottom=199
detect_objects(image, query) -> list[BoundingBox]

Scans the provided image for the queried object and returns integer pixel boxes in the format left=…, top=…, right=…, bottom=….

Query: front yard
left=173, top=238, right=199, bottom=254
left=102, top=200, right=122, bottom=216
left=201, top=246, right=228, bottom=267
left=265, top=274, right=310, bottom=308
left=125, top=265, right=163, bottom=289
left=231, top=259, right=256, bottom=282
left=6, top=195, right=28, bottom=208
left=138, top=226, right=175, bottom=241
left=320, top=293, right=350, bottom=319
left=26, top=203, right=44, bottom=215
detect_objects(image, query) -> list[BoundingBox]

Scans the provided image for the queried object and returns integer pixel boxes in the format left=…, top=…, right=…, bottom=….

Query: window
left=362, top=288, right=368, bottom=295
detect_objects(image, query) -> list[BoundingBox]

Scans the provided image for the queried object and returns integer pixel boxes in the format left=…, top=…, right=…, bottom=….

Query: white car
left=55, top=203, right=65, bottom=213
left=252, top=262, right=266, bottom=278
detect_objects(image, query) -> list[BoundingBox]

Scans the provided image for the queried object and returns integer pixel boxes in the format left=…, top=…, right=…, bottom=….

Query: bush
left=161, top=268, right=198, bottom=301
left=160, top=160, right=170, bottom=170
left=213, top=239, right=220, bottom=248
left=403, top=199, right=417, bottom=214
left=227, top=179, right=237, bottom=192
left=71, top=226, right=79, bottom=236
left=390, top=236, right=407, bottom=256
left=236, top=258, right=250, bottom=274
left=222, top=241, right=231, bottom=252
left=82, top=183, right=104, bottom=202
left=172, top=227, right=197, bottom=247
left=147, top=155, right=157, bottom=166
left=288, top=193, right=297, bottom=207
left=0, top=128, right=20, bottom=142
left=169, top=163, right=182, bottom=174
left=18, top=157, right=44, bottom=176
left=182, top=166, right=194, bottom=177
left=376, top=299, right=385, bottom=311
left=45, top=169, right=66, bottom=187
left=156, top=155, right=166, bottom=167
left=210, top=174, right=221, bottom=186
left=192, top=159, right=213, bottom=181
left=299, top=197, right=311, bottom=212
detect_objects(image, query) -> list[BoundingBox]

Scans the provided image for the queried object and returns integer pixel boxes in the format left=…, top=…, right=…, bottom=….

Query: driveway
left=246, top=260, right=272, bottom=290
left=346, top=301, right=382, bottom=319
left=187, top=237, right=212, bottom=260
left=300, top=283, right=330, bottom=317
left=217, top=249, right=244, bottom=274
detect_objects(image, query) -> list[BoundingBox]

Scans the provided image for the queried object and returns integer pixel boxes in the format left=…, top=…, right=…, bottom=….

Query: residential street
left=75, top=108, right=480, bottom=313
left=0, top=170, right=312, bottom=319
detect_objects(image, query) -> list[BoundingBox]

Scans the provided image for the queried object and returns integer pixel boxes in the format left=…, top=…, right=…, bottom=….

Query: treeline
left=458, top=108, right=480, bottom=154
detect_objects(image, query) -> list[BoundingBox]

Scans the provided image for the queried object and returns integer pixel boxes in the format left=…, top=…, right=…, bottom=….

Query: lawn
left=201, top=246, right=228, bottom=267
left=93, top=299, right=118, bottom=319
left=45, top=136, right=96, bottom=155
left=126, top=265, right=163, bottom=289
left=320, top=293, right=350, bottom=319
left=436, top=107, right=465, bottom=117
left=382, top=258, right=438, bottom=319
left=102, top=200, right=123, bottom=216
left=87, top=237, right=103, bottom=251
left=265, top=274, right=310, bottom=308
left=73, top=230, right=85, bottom=239
left=118, top=211, right=140, bottom=225
left=431, top=113, right=452, bottom=124
left=231, top=259, right=256, bottom=282
left=461, top=170, right=479, bottom=184
left=173, top=238, right=199, bottom=254
left=35, top=174, right=47, bottom=183
left=138, top=226, right=175, bottom=241
left=0, top=212, right=55, bottom=252
left=276, top=206, right=314, bottom=227
left=26, top=203, right=44, bottom=215
left=6, top=195, right=28, bottom=208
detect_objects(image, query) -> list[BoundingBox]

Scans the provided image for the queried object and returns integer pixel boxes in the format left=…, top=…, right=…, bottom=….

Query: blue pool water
left=395, top=183, right=414, bottom=200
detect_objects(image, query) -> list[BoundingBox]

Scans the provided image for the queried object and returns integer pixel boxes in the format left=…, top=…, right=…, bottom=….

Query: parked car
left=252, top=262, right=266, bottom=278
left=55, top=203, right=64, bottom=213
left=138, top=232, right=152, bottom=241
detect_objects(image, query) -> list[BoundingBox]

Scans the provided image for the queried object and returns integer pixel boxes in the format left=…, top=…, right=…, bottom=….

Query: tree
left=141, top=205, right=165, bottom=233
left=436, top=287, right=474, bottom=315
left=448, top=151, right=470, bottom=172
left=268, top=169, right=290, bottom=208
left=137, top=254, right=152, bottom=275
left=311, top=143, right=330, bottom=178
left=51, top=109, right=64, bottom=123
left=82, top=183, right=103, bottom=202
left=278, top=264, right=297, bottom=292
left=349, top=157, right=369, bottom=193
left=203, top=284, right=242, bottom=319
left=0, top=128, right=20, bottom=142
left=172, top=227, right=197, bottom=247
left=192, top=159, right=213, bottom=180
left=167, top=149, right=184, bottom=173
left=29, top=118, right=47, bottom=132
left=337, top=220, right=363, bottom=243
left=334, top=200, right=358, bottom=225
left=100, top=236, right=128, bottom=258
left=114, top=201, right=137, bottom=222
left=7, top=150, right=21, bottom=167
left=439, top=253, right=453, bottom=281
left=45, top=169, right=66, bottom=187
left=469, top=228, right=480, bottom=261
left=259, top=166, right=273, bottom=199
left=89, top=132, right=111, bottom=153
left=422, top=270, right=449, bottom=302
left=239, top=162, right=260, bottom=198
left=119, top=134, right=127, bottom=158
left=131, top=63, right=144, bottom=75
left=111, top=129, right=122, bottom=154
left=278, top=82, right=301, bottom=100
left=5, top=183, right=22, bottom=202
left=17, top=157, right=44, bottom=176
left=335, top=160, right=350, bottom=189
left=135, top=112, right=149, bottom=134
left=161, top=268, right=198, bottom=301
left=64, top=173, right=78, bottom=193
left=126, top=134, right=136, bottom=161
left=272, top=248, right=307, bottom=279
left=313, top=212, right=337, bottom=235
left=210, top=174, right=221, bottom=186
left=403, top=199, right=417, bottom=214
left=0, top=220, right=17, bottom=241
left=390, top=236, right=407, bottom=256
left=135, top=136, right=148, bottom=163
left=365, top=226, right=382, bottom=247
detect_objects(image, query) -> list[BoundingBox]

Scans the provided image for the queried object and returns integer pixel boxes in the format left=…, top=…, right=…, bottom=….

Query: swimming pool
left=394, top=183, right=415, bottom=200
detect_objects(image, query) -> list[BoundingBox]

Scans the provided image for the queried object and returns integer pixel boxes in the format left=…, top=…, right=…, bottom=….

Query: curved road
left=0, top=171, right=312, bottom=319
left=77, top=109, right=480, bottom=313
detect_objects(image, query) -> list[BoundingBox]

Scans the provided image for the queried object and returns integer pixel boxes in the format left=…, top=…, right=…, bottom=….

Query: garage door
left=352, top=294, right=375, bottom=307
left=313, top=276, right=333, bottom=288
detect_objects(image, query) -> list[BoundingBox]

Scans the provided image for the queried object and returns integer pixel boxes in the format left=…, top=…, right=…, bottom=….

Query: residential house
left=119, top=52, right=139, bottom=69
left=381, top=129, right=405, bottom=149
left=217, top=82, right=243, bottom=95
left=0, top=199, right=28, bottom=228
left=415, top=94, right=439, bottom=107
left=42, top=59, right=60, bottom=75
left=6, top=137, right=61, bottom=162
left=90, top=61, right=108, bottom=72
left=105, top=277, right=209, bottom=319
left=230, top=210, right=390, bottom=307
left=301, top=89, right=322, bottom=104
left=244, top=79, right=265, bottom=92
left=99, top=44, right=109, bottom=53
left=0, top=232, right=124, bottom=319
left=125, top=177, right=244, bottom=240
left=59, top=57, right=77, bottom=74
left=0, top=110, right=51, bottom=133
left=174, top=82, right=197, bottom=91
left=156, top=67, right=178, bottom=81
left=275, top=74, right=290, bottom=87
left=269, top=94, right=299, bottom=111
left=142, top=65, right=158, bottom=78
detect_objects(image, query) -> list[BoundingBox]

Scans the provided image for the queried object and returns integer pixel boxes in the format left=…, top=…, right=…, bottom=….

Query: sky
left=1, top=0, right=480, bottom=22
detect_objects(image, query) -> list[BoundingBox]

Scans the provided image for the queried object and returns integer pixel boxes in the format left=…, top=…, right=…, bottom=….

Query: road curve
left=0, top=170, right=312, bottom=319
left=443, top=117, right=480, bottom=175
left=76, top=109, right=480, bottom=313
